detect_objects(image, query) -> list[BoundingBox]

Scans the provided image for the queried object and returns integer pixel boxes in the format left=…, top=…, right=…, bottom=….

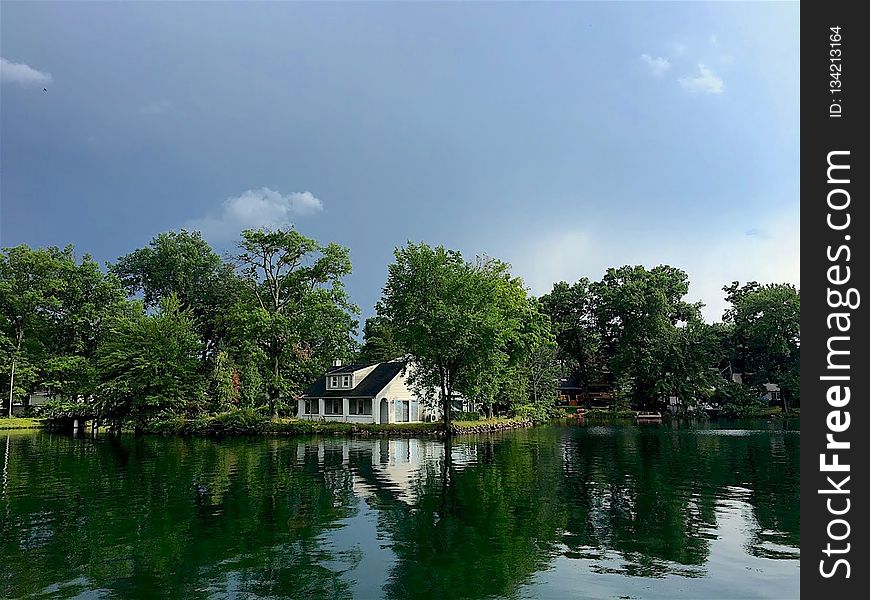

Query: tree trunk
left=7, top=357, right=15, bottom=418
left=440, top=376, right=451, bottom=429
left=270, top=347, right=280, bottom=418
left=7, top=332, right=23, bottom=418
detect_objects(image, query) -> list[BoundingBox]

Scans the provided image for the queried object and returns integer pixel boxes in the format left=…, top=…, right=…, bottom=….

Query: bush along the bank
left=138, top=408, right=552, bottom=437
left=450, top=417, right=535, bottom=435
left=452, top=411, right=480, bottom=421
left=142, top=409, right=445, bottom=437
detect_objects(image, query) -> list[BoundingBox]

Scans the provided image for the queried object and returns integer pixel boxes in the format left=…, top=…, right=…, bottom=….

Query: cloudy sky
left=1, top=2, right=799, bottom=323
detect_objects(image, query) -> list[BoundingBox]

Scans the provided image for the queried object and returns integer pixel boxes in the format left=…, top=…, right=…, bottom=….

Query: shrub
left=511, top=403, right=550, bottom=423
left=452, top=410, right=480, bottom=422
left=148, top=410, right=186, bottom=435
left=713, top=380, right=768, bottom=417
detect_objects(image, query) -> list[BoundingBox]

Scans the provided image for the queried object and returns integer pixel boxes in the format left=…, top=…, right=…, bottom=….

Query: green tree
left=94, top=295, right=204, bottom=426
left=41, top=252, right=128, bottom=403
left=232, top=227, right=357, bottom=415
left=207, top=350, right=239, bottom=412
left=592, top=265, right=701, bottom=409
left=723, top=281, right=800, bottom=410
left=357, top=315, right=403, bottom=364
left=539, top=278, right=604, bottom=399
left=111, top=230, right=240, bottom=359
left=0, top=245, right=66, bottom=415
left=379, top=243, right=545, bottom=425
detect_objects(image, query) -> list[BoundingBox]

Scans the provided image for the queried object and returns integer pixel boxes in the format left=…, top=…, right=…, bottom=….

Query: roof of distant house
left=304, top=361, right=406, bottom=398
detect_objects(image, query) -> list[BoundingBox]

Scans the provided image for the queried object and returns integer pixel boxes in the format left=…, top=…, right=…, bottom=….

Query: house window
left=349, top=398, right=372, bottom=415
left=342, top=375, right=352, bottom=388
left=324, top=398, right=343, bottom=415
left=396, top=400, right=410, bottom=422
left=328, top=376, right=340, bottom=389
left=304, top=399, right=319, bottom=415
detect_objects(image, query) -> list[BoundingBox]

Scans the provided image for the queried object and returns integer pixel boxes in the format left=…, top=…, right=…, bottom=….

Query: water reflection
left=0, top=423, right=799, bottom=599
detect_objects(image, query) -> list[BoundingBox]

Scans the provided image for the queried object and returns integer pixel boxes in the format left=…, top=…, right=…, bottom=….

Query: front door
left=380, top=398, right=389, bottom=423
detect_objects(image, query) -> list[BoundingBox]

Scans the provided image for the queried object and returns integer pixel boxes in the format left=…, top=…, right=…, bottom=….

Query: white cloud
left=189, top=187, right=324, bottom=241
left=678, top=64, right=725, bottom=95
left=0, top=57, right=52, bottom=87
left=501, top=208, right=798, bottom=323
left=640, top=54, right=671, bottom=77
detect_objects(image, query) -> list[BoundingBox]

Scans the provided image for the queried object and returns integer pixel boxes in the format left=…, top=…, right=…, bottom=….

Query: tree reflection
left=0, top=423, right=799, bottom=599
left=0, top=434, right=357, bottom=599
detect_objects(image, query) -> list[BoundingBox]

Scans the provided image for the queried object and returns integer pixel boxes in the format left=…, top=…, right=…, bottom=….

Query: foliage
left=712, top=380, right=767, bottom=417
left=144, top=409, right=188, bottom=435
left=3, top=233, right=801, bottom=433
left=379, top=242, right=547, bottom=425
left=207, top=350, right=238, bottom=412
left=511, top=403, right=551, bottom=423
left=357, top=315, right=403, bottom=363
left=539, top=278, right=603, bottom=394
left=723, top=281, right=800, bottom=410
left=0, top=245, right=128, bottom=415
left=93, top=295, right=204, bottom=425
left=231, top=227, right=358, bottom=414
left=111, top=230, right=241, bottom=357
left=452, top=410, right=480, bottom=421
left=592, top=265, right=704, bottom=409
left=0, top=245, right=66, bottom=414
left=33, top=398, right=95, bottom=421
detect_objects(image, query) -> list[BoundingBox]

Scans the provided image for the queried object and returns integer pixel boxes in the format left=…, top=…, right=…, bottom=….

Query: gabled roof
left=326, top=363, right=373, bottom=375
left=303, top=361, right=406, bottom=398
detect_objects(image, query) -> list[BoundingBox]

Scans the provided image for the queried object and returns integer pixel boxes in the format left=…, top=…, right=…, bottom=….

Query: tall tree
left=111, top=230, right=240, bottom=359
left=232, top=227, right=357, bottom=415
left=42, top=253, right=128, bottom=403
left=379, top=243, right=544, bottom=425
left=539, top=279, right=603, bottom=399
left=592, top=265, right=701, bottom=409
left=0, top=245, right=66, bottom=415
left=94, top=295, right=204, bottom=426
left=723, top=282, right=800, bottom=410
left=357, top=315, right=403, bottom=364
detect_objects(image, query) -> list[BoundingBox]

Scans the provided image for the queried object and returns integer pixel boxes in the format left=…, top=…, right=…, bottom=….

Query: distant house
left=11, top=390, right=52, bottom=416
left=731, top=373, right=782, bottom=404
left=762, top=383, right=782, bottom=404
left=299, top=360, right=441, bottom=424
left=556, top=374, right=613, bottom=408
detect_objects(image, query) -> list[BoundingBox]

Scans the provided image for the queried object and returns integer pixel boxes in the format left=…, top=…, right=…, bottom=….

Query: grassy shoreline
left=0, top=417, right=45, bottom=430
left=5, top=408, right=797, bottom=436
left=145, top=416, right=539, bottom=437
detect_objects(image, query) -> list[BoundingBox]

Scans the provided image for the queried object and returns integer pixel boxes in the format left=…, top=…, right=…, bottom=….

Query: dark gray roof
left=303, top=361, right=406, bottom=398
left=326, top=363, right=372, bottom=375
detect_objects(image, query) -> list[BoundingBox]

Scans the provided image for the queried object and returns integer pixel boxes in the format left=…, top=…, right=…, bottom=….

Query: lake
left=0, top=421, right=799, bottom=599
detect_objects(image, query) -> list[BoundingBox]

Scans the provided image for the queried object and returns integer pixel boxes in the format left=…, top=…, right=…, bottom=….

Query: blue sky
left=1, top=1, right=799, bottom=323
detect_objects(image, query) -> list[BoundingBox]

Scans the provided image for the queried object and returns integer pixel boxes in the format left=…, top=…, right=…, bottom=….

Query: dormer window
left=327, top=374, right=353, bottom=390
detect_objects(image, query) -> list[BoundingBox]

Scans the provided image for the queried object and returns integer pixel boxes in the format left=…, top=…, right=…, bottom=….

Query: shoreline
left=14, top=416, right=540, bottom=438
left=3, top=410, right=798, bottom=437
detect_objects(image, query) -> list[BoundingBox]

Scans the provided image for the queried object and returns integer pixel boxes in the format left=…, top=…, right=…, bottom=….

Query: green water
left=0, top=421, right=799, bottom=599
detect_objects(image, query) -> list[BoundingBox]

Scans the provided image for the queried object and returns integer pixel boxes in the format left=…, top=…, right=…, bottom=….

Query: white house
left=298, top=360, right=441, bottom=424
left=731, top=373, right=782, bottom=404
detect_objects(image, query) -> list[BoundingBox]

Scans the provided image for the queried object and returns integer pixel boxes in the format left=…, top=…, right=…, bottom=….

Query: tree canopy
left=378, top=242, right=552, bottom=424
left=2, top=231, right=800, bottom=427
